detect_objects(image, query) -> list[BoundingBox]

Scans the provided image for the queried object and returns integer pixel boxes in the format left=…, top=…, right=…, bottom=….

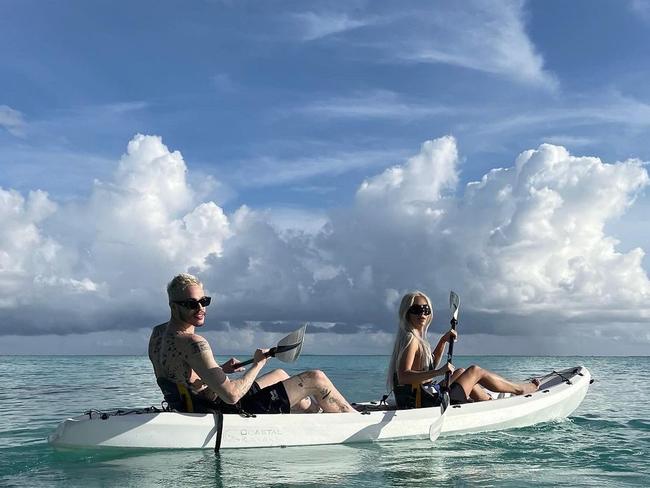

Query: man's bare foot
left=520, top=378, right=540, bottom=395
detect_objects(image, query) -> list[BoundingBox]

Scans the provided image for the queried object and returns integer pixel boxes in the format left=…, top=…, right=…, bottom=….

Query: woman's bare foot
left=519, top=378, right=540, bottom=395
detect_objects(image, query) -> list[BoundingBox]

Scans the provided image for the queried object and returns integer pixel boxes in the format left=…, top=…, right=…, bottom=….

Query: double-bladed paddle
left=429, top=291, right=460, bottom=441
left=230, top=325, right=307, bottom=369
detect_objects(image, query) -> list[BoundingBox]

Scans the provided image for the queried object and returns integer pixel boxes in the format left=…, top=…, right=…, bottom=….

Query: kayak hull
left=49, top=366, right=591, bottom=450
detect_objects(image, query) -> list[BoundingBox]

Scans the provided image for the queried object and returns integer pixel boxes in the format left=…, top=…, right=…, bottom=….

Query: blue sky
left=1, top=0, right=650, bottom=355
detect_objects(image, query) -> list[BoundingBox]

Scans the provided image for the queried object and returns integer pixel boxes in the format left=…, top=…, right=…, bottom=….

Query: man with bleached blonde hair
left=148, top=273, right=355, bottom=414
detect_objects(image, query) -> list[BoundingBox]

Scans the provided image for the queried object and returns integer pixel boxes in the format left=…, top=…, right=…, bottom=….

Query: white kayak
left=49, top=366, right=592, bottom=450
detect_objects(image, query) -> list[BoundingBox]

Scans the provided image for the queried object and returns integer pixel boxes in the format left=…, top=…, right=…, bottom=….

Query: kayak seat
left=156, top=377, right=240, bottom=414
left=393, top=383, right=441, bottom=409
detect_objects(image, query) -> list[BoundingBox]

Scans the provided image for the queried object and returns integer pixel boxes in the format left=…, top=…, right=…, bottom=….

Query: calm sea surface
left=0, top=355, right=648, bottom=487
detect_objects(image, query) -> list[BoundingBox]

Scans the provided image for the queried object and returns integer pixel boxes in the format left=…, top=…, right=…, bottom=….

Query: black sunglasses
left=173, top=296, right=212, bottom=310
left=408, top=304, right=431, bottom=316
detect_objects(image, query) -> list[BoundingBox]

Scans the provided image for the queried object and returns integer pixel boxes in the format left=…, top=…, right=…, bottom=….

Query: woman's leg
left=440, top=367, right=465, bottom=389
left=469, top=385, right=493, bottom=401
left=455, top=365, right=539, bottom=399
left=448, top=367, right=492, bottom=401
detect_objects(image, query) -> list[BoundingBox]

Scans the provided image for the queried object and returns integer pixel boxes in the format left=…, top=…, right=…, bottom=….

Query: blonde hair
left=386, top=291, right=434, bottom=391
left=167, top=273, right=202, bottom=301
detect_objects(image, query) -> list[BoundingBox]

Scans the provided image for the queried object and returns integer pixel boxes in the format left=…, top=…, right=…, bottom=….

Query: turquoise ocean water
left=1, top=355, right=648, bottom=487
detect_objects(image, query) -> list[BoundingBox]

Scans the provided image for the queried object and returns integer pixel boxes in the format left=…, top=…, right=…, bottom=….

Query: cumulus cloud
left=460, top=145, right=650, bottom=313
left=0, top=134, right=233, bottom=334
left=1, top=133, right=649, bottom=353
left=0, top=188, right=58, bottom=306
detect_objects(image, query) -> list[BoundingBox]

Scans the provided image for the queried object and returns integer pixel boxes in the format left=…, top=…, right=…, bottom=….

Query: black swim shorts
left=239, top=381, right=291, bottom=414
left=449, top=382, right=471, bottom=404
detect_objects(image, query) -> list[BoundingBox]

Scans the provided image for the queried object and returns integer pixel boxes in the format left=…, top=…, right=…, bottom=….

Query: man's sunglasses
left=408, top=304, right=431, bottom=316
left=172, top=296, right=212, bottom=310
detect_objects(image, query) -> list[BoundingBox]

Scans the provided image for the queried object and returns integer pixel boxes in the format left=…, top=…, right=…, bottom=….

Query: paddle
left=429, top=291, right=460, bottom=441
left=230, top=325, right=307, bottom=369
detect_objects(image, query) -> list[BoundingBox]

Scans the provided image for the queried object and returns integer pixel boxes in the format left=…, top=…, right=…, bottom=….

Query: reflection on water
left=34, top=444, right=369, bottom=488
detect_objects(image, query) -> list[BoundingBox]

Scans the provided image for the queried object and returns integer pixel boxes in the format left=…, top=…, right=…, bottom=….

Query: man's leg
left=282, top=370, right=355, bottom=413
left=256, top=369, right=315, bottom=412
left=256, top=369, right=289, bottom=389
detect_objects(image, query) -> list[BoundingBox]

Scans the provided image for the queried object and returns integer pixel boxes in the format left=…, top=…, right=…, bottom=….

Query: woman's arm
left=397, top=340, right=452, bottom=385
left=431, top=329, right=457, bottom=368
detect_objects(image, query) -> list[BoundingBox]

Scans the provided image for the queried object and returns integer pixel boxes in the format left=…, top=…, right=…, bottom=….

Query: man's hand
left=221, top=357, right=245, bottom=374
left=253, top=348, right=268, bottom=368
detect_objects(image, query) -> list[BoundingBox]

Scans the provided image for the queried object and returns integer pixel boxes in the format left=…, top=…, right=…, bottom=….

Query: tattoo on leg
left=320, top=388, right=331, bottom=400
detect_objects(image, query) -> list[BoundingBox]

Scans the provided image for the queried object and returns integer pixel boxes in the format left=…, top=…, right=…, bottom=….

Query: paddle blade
left=449, top=291, right=460, bottom=322
left=428, top=411, right=445, bottom=442
left=429, top=392, right=450, bottom=442
left=274, top=324, right=306, bottom=363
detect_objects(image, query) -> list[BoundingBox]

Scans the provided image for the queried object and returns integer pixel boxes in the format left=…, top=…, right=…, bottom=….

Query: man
left=148, top=273, right=355, bottom=414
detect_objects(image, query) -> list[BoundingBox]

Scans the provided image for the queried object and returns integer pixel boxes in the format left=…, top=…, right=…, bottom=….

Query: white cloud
left=319, top=137, right=650, bottom=340
left=0, top=188, right=60, bottom=306
left=357, top=136, right=459, bottom=208
left=233, top=148, right=408, bottom=187
left=296, top=90, right=454, bottom=121
left=461, top=144, right=650, bottom=311
left=391, top=1, right=557, bottom=88
left=1, top=134, right=649, bottom=353
left=282, top=2, right=554, bottom=88
left=302, top=1, right=556, bottom=89
left=541, top=135, right=598, bottom=148
left=265, top=207, right=329, bottom=235
left=292, top=11, right=369, bottom=41
left=398, top=2, right=557, bottom=88
left=0, top=105, right=27, bottom=137
left=630, top=0, right=650, bottom=21
left=212, top=73, right=237, bottom=93
left=77, top=135, right=233, bottom=284
left=0, top=134, right=234, bottom=332
left=475, top=93, right=650, bottom=139
left=103, top=101, right=149, bottom=114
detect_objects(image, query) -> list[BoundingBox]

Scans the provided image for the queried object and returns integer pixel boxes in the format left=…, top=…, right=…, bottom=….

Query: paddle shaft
left=443, top=317, right=458, bottom=389
left=230, top=343, right=297, bottom=369
left=430, top=292, right=460, bottom=441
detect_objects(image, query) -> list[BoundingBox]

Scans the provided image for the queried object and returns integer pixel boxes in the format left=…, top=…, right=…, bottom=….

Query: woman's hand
left=444, top=329, right=458, bottom=342
left=439, top=362, right=455, bottom=376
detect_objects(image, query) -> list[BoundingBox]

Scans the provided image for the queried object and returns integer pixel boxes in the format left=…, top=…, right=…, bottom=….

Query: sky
left=1, top=0, right=650, bottom=356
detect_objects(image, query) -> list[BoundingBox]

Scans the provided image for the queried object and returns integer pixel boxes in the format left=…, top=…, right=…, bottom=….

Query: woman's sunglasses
left=408, top=304, right=431, bottom=316
left=173, top=296, right=212, bottom=310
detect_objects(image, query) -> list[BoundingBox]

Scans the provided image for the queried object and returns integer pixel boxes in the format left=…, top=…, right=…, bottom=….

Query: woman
left=387, top=291, right=539, bottom=408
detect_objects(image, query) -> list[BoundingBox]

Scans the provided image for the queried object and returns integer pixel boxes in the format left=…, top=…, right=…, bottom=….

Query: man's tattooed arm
left=191, top=340, right=211, bottom=354
left=185, top=337, right=264, bottom=404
